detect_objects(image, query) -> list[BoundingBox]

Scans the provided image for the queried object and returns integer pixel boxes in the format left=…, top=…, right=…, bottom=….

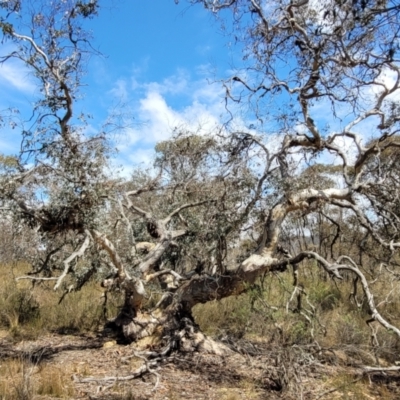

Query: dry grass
left=3, top=260, right=399, bottom=358
left=318, top=373, right=381, bottom=400
left=217, top=389, right=244, bottom=400
left=0, top=358, right=75, bottom=399
left=194, top=263, right=400, bottom=362
left=0, top=262, right=399, bottom=398
left=36, top=365, right=75, bottom=397
left=0, top=262, right=122, bottom=340
left=0, top=359, right=33, bottom=400
left=193, top=294, right=252, bottom=337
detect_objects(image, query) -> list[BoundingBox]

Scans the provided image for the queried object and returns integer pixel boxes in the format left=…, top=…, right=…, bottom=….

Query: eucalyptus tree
left=0, top=0, right=262, bottom=356
left=2, top=0, right=400, bottom=385
left=0, top=0, right=112, bottom=284
left=174, top=0, right=400, bottom=338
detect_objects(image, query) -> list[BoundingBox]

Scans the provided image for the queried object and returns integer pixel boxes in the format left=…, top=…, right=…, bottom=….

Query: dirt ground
left=0, top=332, right=399, bottom=399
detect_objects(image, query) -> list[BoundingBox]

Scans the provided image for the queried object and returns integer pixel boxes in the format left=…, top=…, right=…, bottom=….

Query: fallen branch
left=76, top=359, right=160, bottom=384
left=361, top=365, right=400, bottom=373
left=16, top=276, right=58, bottom=282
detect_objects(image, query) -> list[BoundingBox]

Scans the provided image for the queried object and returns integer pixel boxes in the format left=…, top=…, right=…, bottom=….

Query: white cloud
left=117, top=89, right=222, bottom=149
left=128, top=147, right=156, bottom=166
left=371, top=67, right=400, bottom=102
left=0, top=61, right=35, bottom=94
left=144, top=70, right=190, bottom=96
left=103, top=67, right=230, bottom=178
left=109, top=147, right=156, bottom=179
left=195, top=45, right=211, bottom=56
left=109, top=79, right=129, bottom=101
left=111, top=69, right=226, bottom=174
left=111, top=62, right=396, bottom=178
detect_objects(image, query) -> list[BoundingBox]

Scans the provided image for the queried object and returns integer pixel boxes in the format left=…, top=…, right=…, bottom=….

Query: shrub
left=0, top=287, right=40, bottom=329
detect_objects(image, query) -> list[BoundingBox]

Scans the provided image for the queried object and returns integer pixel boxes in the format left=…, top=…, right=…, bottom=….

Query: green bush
left=308, top=281, right=342, bottom=311
left=334, top=313, right=366, bottom=345
left=193, top=294, right=253, bottom=338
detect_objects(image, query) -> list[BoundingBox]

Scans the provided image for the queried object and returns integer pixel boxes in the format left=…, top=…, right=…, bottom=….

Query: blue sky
left=1, top=0, right=395, bottom=175
left=0, top=0, right=238, bottom=172
left=89, top=1, right=228, bottom=80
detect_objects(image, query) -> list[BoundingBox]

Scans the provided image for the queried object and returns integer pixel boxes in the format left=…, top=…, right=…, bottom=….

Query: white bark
left=54, top=234, right=91, bottom=290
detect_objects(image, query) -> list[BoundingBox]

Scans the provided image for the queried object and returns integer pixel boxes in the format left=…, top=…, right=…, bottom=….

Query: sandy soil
left=0, top=332, right=399, bottom=399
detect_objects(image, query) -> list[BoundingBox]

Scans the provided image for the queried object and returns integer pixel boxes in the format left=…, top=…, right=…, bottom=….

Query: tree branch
left=53, top=234, right=91, bottom=290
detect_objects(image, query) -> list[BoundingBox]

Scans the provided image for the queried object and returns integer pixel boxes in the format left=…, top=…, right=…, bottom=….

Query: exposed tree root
left=78, top=313, right=232, bottom=388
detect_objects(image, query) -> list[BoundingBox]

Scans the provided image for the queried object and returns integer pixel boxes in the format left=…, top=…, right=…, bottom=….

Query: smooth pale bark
left=116, top=183, right=400, bottom=346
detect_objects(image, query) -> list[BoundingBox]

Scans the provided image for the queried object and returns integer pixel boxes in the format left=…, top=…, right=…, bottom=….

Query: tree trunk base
left=110, top=308, right=232, bottom=356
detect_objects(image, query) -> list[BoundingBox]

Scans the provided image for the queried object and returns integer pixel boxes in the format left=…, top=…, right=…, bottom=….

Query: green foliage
left=282, top=319, right=312, bottom=345
left=308, top=281, right=341, bottom=311
left=194, top=263, right=400, bottom=359
left=75, top=1, right=99, bottom=18
left=155, top=134, right=217, bottom=160
left=0, top=21, right=13, bottom=35
left=0, top=154, right=19, bottom=174
left=0, top=7, right=400, bottom=396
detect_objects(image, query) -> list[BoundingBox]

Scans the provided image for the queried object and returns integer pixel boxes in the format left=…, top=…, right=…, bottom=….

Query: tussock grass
left=0, top=262, right=122, bottom=339
left=192, top=266, right=400, bottom=398
left=2, top=260, right=399, bottom=363
left=0, top=261, right=399, bottom=398
left=217, top=389, right=244, bottom=400
left=194, top=263, right=400, bottom=359
left=193, top=294, right=252, bottom=337
left=0, top=358, right=75, bottom=399
left=320, top=373, right=375, bottom=400
left=0, top=359, right=33, bottom=400
left=36, top=365, right=75, bottom=397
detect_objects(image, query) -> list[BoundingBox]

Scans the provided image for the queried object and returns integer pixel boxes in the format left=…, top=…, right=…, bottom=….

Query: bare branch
left=76, top=359, right=160, bottom=383
left=361, top=366, right=400, bottom=372
left=16, top=276, right=58, bottom=282
left=54, top=234, right=91, bottom=290
left=162, top=200, right=211, bottom=225
left=145, top=269, right=184, bottom=283
left=90, top=229, right=131, bottom=280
